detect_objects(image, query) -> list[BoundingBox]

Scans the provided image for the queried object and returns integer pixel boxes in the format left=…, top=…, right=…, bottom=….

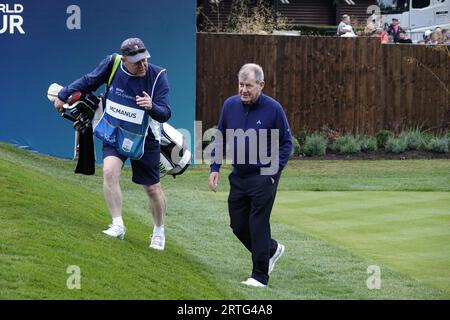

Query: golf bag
left=62, top=91, right=101, bottom=134
left=160, top=123, right=191, bottom=177
left=47, top=83, right=191, bottom=177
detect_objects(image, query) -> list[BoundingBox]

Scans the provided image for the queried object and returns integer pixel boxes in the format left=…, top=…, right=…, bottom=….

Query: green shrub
left=426, top=137, right=449, bottom=153
left=294, top=130, right=308, bottom=148
left=331, top=135, right=361, bottom=154
left=400, top=129, right=424, bottom=150
left=385, top=136, right=408, bottom=153
left=358, top=135, right=378, bottom=152
left=285, top=24, right=336, bottom=35
left=303, top=133, right=327, bottom=156
left=328, top=140, right=338, bottom=152
left=421, top=131, right=434, bottom=146
left=447, top=131, right=450, bottom=148
left=290, top=136, right=301, bottom=158
left=376, top=130, right=394, bottom=149
left=329, top=134, right=348, bottom=152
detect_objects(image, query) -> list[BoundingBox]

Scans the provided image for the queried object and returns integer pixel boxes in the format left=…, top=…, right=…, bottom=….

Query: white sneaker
left=102, top=224, right=126, bottom=240
left=241, top=278, right=267, bottom=288
left=269, top=243, right=285, bottom=274
left=149, top=234, right=165, bottom=251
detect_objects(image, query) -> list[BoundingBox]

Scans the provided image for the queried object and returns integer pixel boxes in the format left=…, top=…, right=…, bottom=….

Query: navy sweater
left=210, top=93, right=292, bottom=177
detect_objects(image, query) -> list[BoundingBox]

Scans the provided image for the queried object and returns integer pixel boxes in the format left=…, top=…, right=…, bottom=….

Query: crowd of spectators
left=337, top=14, right=450, bottom=45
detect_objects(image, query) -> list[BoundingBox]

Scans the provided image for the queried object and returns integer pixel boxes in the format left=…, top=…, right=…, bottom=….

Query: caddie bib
left=94, top=60, right=165, bottom=159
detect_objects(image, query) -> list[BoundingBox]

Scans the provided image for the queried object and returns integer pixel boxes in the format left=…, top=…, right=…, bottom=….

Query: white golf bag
left=160, top=123, right=191, bottom=177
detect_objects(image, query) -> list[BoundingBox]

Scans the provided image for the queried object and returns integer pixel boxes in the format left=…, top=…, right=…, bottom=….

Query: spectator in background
left=444, top=29, right=450, bottom=44
left=397, top=31, right=412, bottom=44
left=431, top=27, right=444, bottom=44
left=441, top=28, right=447, bottom=39
left=364, top=21, right=376, bottom=36
left=373, top=28, right=389, bottom=44
left=417, top=30, right=433, bottom=45
left=337, top=14, right=353, bottom=36
left=387, top=18, right=405, bottom=43
left=341, top=25, right=357, bottom=37
left=421, top=30, right=433, bottom=45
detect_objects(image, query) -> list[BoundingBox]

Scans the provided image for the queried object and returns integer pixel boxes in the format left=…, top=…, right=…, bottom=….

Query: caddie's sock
left=113, top=216, right=124, bottom=227
left=154, top=225, right=165, bottom=237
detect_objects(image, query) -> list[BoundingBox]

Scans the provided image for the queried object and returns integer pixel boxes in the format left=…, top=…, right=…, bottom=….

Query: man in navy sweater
left=209, top=63, right=292, bottom=287
left=54, top=38, right=171, bottom=250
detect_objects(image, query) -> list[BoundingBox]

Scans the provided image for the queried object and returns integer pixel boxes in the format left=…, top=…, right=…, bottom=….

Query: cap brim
left=125, top=50, right=150, bottom=63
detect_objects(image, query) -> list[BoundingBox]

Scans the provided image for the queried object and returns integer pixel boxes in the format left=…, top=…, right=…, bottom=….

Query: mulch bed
left=295, top=150, right=450, bottom=160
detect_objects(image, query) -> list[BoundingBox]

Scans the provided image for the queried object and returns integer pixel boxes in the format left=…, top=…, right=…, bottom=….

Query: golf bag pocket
left=94, top=98, right=148, bottom=159
left=94, top=116, right=118, bottom=147
left=116, top=126, right=146, bottom=160
left=160, top=122, right=191, bottom=177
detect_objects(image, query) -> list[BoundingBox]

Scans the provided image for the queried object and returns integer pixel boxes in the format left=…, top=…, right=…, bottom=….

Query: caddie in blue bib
left=94, top=53, right=169, bottom=160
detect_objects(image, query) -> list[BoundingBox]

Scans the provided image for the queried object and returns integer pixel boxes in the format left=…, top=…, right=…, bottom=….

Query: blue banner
left=0, top=0, right=196, bottom=160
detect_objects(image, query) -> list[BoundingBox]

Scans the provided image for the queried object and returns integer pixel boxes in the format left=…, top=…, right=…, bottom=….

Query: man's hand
left=136, top=91, right=152, bottom=111
left=209, top=172, right=219, bottom=193
left=54, top=97, right=65, bottom=113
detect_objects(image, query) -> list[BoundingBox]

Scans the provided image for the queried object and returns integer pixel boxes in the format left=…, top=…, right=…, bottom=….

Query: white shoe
left=241, top=278, right=267, bottom=288
left=102, top=224, right=126, bottom=240
left=149, top=234, right=165, bottom=251
left=269, top=243, right=285, bottom=274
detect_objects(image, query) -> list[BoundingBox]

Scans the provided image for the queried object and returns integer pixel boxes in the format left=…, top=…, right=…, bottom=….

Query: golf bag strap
left=106, top=54, right=122, bottom=93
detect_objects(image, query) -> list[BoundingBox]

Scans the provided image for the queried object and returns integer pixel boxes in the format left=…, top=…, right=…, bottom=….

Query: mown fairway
left=1, top=143, right=449, bottom=299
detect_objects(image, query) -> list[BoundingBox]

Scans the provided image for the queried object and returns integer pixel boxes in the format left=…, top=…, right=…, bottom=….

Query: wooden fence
left=196, top=33, right=450, bottom=135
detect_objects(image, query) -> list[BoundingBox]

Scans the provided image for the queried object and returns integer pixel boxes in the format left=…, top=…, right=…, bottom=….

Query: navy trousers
left=228, top=172, right=280, bottom=285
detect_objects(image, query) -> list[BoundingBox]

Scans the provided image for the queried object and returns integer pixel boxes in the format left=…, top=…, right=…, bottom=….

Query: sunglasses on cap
left=122, top=47, right=147, bottom=56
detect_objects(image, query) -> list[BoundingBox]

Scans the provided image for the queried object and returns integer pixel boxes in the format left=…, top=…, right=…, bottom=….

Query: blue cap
left=120, top=38, right=151, bottom=63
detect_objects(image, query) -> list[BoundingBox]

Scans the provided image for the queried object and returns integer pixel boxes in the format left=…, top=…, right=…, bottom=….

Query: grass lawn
left=275, top=191, right=450, bottom=293
left=0, top=142, right=449, bottom=299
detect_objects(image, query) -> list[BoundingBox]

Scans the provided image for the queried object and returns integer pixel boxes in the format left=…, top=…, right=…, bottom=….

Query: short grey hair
left=238, top=63, right=264, bottom=84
